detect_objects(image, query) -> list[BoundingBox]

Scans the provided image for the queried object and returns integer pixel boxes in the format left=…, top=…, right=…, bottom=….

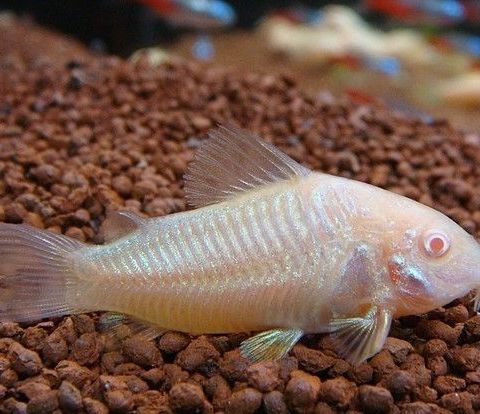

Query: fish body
left=1, top=126, right=479, bottom=364
left=138, top=0, right=236, bottom=29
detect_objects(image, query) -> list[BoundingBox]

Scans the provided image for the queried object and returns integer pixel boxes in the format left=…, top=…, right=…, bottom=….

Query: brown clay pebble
left=320, top=377, right=356, bottom=409
left=26, top=390, right=59, bottom=414
left=58, top=381, right=83, bottom=412
left=263, top=390, right=288, bottom=414
left=292, top=345, right=336, bottom=373
left=1, top=16, right=480, bottom=414
left=464, top=315, right=480, bottom=337
left=246, top=361, right=280, bottom=393
left=122, top=336, right=163, bottom=368
left=225, top=387, right=262, bottom=414
left=358, top=385, right=394, bottom=414
left=104, top=389, right=134, bottom=413
left=158, top=332, right=190, bottom=354
left=72, top=333, right=103, bottom=365
left=384, top=337, right=414, bottom=364
left=284, top=370, right=321, bottom=413
left=83, top=397, right=109, bottom=414
left=444, top=305, right=469, bottom=325
left=175, top=336, right=220, bottom=372
left=169, top=382, right=206, bottom=413
left=8, top=342, right=43, bottom=377
left=384, top=370, right=415, bottom=399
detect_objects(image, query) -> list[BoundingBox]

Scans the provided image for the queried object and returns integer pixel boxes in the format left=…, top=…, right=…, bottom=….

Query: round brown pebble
left=72, top=332, right=103, bottom=365
left=0, top=322, right=23, bottom=337
left=104, top=389, right=134, bottom=413
left=292, top=345, right=336, bottom=374
left=225, top=387, right=262, bottom=414
left=369, top=350, right=398, bottom=382
left=175, top=336, right=220, bottom=373
left=263, top=390, right=288, bottom=414
left=71, top=314, right=95, bottom=335
left=83, top=397, right=109, bottom=414
left=449, top=347, right=480, bottom=372
left=400, top=401, right=443, bottom=414
left=169, top=382, right=206, bottom=413
left=26, top=390, right=59, bottom=414
left=219, top=350, right=249, bottom=383
left=122, top=336, right=163, bottom=368
left=320, top=377, right=356, bottom=409
left=22, top=327, right=48, bottom=352
left=8, top=342, right=43, bottom=377
left=439, top=391, right=474, bottom=413
left=158, top=332, right=190, bottom=354
left=2, top=398, right=28, bottom=414
left=246, top=361, right=280, bottom=393
left=444, top=305, right=469, bottom=325
left=433, top=375, right=466, bottom=395
left=385, top=370, right=415, bottom=399
left=285, top=370, right=321, bottom=413
left=415, top=320, right=459, bottom=346
left=423, top=339, right=448, bottom=357
left=42, top=333, right=68, bottom=366
left=203, top=374, right=231, bottom=411
left=358, top=385, right=394, bottom=414
left=464, top=315, right=480, bottom=337
left=58, top=381, right=83, bottom=412
left=384, top=337, right=414, bottom=364
left=55, top=360, right=97, bottom=389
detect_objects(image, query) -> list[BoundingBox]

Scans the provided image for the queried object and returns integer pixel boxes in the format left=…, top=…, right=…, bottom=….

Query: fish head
left=385, top=199, right=480, bottom=316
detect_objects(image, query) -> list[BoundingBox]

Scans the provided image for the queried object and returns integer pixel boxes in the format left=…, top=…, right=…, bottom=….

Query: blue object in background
left=365, top=56, right=402, bottom=76
left=202, top=0, right=236, bottom=26
left=192, top=34, right=215, bottom=60
left=447, top=33, right=480, bottom=57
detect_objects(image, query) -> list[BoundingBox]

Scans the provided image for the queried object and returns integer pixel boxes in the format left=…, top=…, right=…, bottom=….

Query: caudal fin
left=0, top=223, right=85, bottom=322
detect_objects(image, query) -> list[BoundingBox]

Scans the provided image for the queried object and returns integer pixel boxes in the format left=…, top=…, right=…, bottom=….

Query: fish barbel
left=1, top=126, right=479, bottom=364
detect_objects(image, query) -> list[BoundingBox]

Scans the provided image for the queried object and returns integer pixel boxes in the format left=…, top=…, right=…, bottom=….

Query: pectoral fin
left=329, top=306, right=392, bottom=365
left=240, top=328, right=304, bottom=362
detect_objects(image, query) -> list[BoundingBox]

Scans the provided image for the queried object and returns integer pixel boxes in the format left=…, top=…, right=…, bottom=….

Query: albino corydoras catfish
left=1, top=126, right=479, bottom=364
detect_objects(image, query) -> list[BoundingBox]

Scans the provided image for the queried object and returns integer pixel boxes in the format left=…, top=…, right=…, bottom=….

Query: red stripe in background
left=365, top=0, right=414, bottom=19
left=135, top=0, right=178, bottom=15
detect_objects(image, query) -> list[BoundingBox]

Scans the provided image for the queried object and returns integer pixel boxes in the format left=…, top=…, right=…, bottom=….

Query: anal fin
left=240, top=328, right=303, bottom=362
left=329, top=306, right=392, bottom=365
left=98, top=312, right=165, bottom=341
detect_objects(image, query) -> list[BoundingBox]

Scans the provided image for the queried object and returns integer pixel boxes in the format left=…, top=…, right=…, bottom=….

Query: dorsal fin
left=183, top=125, right=310, bottom=208
left=101, top=211, right=146, bottom=243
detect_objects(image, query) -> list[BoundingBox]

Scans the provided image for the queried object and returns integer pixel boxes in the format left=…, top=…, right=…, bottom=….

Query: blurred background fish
left=138, top=0, right=236, bottom=29
left=363, top=0, right=471, bottom=25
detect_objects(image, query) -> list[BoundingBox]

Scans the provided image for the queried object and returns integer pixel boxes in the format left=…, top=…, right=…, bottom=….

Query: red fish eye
left=424, top=231, right=450, bottom=257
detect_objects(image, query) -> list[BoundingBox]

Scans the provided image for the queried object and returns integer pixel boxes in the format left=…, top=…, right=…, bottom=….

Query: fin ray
left=329, top=306, right=392, bottom=365
left=98, top=312, right=165, bottom=341
left=240, top=328, right=303, bottom=362
left=184, top=125, right=310, bottom=208
left=0, top=224, right=85, bottom=322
